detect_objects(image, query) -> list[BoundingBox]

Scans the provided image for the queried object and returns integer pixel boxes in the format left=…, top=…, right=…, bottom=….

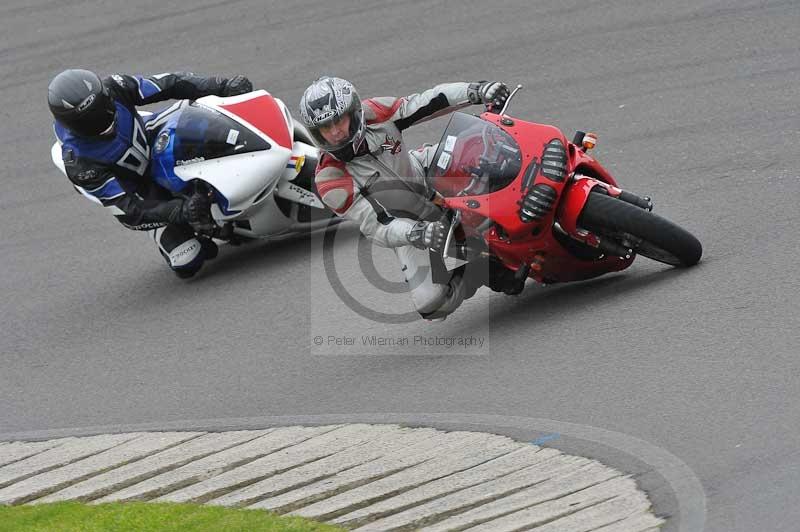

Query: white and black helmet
left=299, top=77, right=365, bottom=160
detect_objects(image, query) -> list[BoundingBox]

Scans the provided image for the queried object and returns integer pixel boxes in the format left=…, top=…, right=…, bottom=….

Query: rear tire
left=578, top=191, right=702, bottom=267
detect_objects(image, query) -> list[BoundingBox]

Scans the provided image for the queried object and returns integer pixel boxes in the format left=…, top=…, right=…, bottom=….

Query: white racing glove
left=468, top=81, right=511, bottom=109
left=407, top=220, right=449, bottom=253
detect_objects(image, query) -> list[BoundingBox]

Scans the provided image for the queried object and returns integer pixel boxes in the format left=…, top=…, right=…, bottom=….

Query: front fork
left=557, top=174, right=653, bottom=258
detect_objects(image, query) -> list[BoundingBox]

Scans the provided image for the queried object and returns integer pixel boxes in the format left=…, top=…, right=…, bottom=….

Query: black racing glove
left=467, top=81, right=510, bottom=111
left=407, top=220, right=449, bottom=253
left=180, top=192, right=215, bottom=234
left=221, top=75, right=253, bottom=96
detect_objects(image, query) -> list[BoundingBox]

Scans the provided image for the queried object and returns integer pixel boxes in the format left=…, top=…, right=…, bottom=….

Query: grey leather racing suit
left=315, top=82, right=477, bottom=319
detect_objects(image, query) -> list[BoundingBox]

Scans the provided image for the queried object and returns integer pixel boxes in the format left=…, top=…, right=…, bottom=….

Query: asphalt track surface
left=1, top=1, right=798, bottom=530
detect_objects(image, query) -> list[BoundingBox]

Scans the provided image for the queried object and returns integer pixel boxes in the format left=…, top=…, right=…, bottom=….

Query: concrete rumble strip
left=0, top=424, right=664, bottom=531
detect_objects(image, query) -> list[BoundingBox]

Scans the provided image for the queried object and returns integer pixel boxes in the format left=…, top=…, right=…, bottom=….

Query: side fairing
left=175, top=148, right=291, bottom=217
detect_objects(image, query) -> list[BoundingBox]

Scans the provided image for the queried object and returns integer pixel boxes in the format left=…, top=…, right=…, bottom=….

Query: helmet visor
left=308, top=106, right=364, bottom=153
left=70, top=89, right=116, bottom=137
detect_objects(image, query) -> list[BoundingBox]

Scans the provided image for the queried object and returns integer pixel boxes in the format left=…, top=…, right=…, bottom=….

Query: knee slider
left=415, top=275, right=466, bottom=320
left=168, top=238, right=203, bottom=269
left=155, top=225, right=205, bottom=272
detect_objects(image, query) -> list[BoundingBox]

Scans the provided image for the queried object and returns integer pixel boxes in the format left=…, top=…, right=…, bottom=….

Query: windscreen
left=171, top=102, right=269, bottom=164
left=427, top=112, right=522, bottom=197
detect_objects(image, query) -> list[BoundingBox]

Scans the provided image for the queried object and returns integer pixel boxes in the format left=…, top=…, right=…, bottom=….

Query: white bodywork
left=52, top=91, right=334, bottom=240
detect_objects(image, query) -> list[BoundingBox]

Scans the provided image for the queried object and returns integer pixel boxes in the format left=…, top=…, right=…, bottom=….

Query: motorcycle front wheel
left=578, top=191, right=702, bottom=267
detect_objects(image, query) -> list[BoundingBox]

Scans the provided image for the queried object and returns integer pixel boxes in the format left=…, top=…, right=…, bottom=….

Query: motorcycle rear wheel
left=578, top=191, right=702, bottom=267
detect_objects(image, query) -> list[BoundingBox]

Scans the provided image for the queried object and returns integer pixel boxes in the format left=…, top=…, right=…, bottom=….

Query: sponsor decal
left=75, top=169, right=97, bottom=182
left=154, top=131, right=170, bottom=153
left=172, top=242, right=199, bottom=260
left=77, top=94, right=96, bottom=112
left=286, top=155, right=306, bottom=172
left=169, top=241, right=200, bottom=266
left=122, top=222, right=166, bottom=230
left=226, top=129, right=239, bottom=145
left=437, top=151, right=451, bottom=170
left=380, top=135, right=402, bottom=155
left=111, top=74, right=126, bottom=87
left=289, top=183, right=315, bottom=201
left=312, top=109, right=335, bottom=123
left=175, top=157, right=205, bottom=166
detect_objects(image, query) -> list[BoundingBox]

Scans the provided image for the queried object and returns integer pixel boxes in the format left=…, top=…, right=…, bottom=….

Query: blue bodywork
left=149, top=107, right=192, bottom=195
left=148, top=102, right=268, bottom=215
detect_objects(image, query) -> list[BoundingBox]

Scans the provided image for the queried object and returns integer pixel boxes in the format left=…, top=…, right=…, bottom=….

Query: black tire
left=578, top=191, right=702, bottom=267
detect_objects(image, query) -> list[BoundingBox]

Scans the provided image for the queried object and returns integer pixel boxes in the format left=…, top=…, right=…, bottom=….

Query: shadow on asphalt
left=190, top=223, right=361, bottom=280
left=52, top=225, right=362, bottom=319
left=453, top=263, right=703, bottom=337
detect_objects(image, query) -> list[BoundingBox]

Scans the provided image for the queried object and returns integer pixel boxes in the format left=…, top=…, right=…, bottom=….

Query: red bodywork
left=436, top=112, right=634, bottom=284
left=219, top=93, right=293, bottom=150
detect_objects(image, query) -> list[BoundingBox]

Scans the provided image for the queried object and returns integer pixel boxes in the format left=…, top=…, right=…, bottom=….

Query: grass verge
left=0, top=501, right=344, bottom=532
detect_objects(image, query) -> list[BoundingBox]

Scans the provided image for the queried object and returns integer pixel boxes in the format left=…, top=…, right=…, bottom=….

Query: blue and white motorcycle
left=52, top=90, right=335, bottom=245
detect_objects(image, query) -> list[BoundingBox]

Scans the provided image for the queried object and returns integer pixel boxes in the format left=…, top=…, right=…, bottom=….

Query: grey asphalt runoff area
left=0, top=425, right=664, bottom=531
left=1, top=1, right=798, bottom=531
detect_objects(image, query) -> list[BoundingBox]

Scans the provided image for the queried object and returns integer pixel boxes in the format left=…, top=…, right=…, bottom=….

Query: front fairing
left=430, top=112, right=632, bottom=283
left=149, top=100, right=272, bottom=198
left=430, top=112, right=569, bottom=239
left=148, top=94, right=299, bottom=218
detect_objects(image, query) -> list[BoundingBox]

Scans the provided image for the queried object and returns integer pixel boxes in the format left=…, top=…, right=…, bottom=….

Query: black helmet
left=48, top=69, right=116, bottom=137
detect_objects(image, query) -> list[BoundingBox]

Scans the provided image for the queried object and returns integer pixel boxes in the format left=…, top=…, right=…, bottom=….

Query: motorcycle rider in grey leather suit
left=299, top=77, right=510, bottom=320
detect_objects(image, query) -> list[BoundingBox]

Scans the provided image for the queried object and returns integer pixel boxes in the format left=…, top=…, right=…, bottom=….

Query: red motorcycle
left=425, top=89, right=702, bottom=292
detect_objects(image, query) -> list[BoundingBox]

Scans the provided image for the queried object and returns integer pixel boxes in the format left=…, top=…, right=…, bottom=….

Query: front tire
left=578, top=191, right=702, bottom=267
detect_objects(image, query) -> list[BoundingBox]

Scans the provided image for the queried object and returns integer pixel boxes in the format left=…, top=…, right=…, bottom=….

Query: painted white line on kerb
left=245, top=431, right=493, bottom=512
left=0, top=434, right=140, bottom=490
left=0, top=440, right=69, bottom=469
left=71, top=427, right=329, bottom=504
left=98, top=427, right=334, bottom=502
left=288, top=433, right=519, bottom=520
left=34, top=431, right=259, bottom=503
left=154, top=424, right=367, bottom=504
left=206, top=425, right=438, bottom=508
left=326, top=445, right=556, bottom=527
left=0, top=433, right=198, bottom=505
left=1, top=424, right=665, bottom=531
left=346, top=456, right=605, bottom=531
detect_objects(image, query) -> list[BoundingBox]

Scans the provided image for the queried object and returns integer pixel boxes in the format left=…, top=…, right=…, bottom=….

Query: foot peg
left=487, top=259, right=528, bottom=295
left=504, top=264, right=531, bottom=295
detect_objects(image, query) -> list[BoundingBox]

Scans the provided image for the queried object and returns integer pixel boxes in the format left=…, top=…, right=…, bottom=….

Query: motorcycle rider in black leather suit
left=48, top=69, right=252, bottom=277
